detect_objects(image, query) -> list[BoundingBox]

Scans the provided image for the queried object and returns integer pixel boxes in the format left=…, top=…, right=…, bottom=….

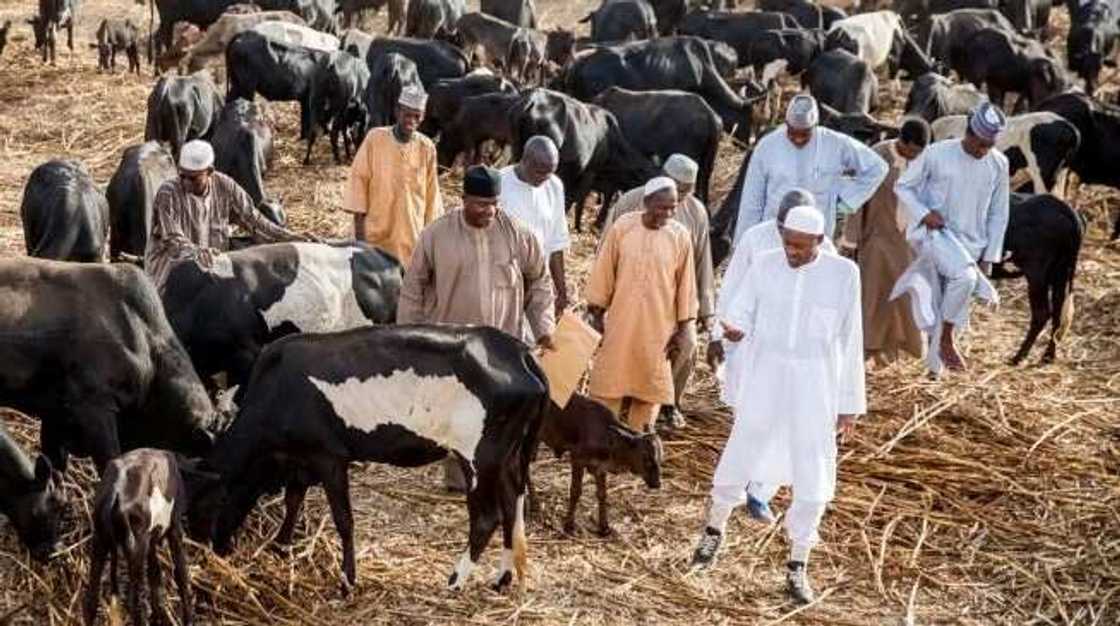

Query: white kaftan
left=735, top=126, right=888, bottom=246
left=498, top=167, right=570, bottom=255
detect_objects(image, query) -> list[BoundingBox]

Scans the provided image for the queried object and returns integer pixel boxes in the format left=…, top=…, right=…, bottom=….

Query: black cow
left=421, top=71, right=516, bottom=140
left=162, top=241, right=401, bottom=401
left=758, top=0, right=848, bottom=29
left=212, top=99, right=276, bottom=210
left=21, top=160, right=108, bottom=263
left=365, top=37, right=469, bottom=88
left=482, top=0, right=537, bottom=28
left=952, top=27, right=1068, bottom=111
left=0, top=424, right=63, bottom=562
left=144, top=72, right=224, bottom=160
left=150, top=0, right=241, bottom=67
left=993, top=193, right=1083, bottom=364
left=709, top=148, right=750, bottom=267
left=405, top=0, right=464, bottom=38
left=107, top=142, right=178, bottom=263
left=582, top=0, right=658, bottom=42
left=649, top=0, right=689, bottom=34
left=592, top=87, right=721, bottom=206
left=0, top=259, right=219, bottom=473
left=678, top=10, right=800, bottom=64
left=196, top=325, right=549, bottom=591
left=904, top=72, right=985, bottom=121
left=918, top=8, right=1016, bottom=67
left=560, top=37, right=762, bottom=142
left=804, top=48, right=878, bottom=114
left=310, top=52, right=370, bottom=163
left=510, top=88, right=661, bottom=231
left=32, top=0, right=77, bottom=64
left=436, top=91, right=520, bottom=167
left=0, top=21, right=11, bottom=58
left=364, top=51, right=422, bottom=131
left=226, top=30, right=329, bottom=142
left=93, top=18, right=139, bottom=73
left=896, top=0, right=1000, bottom=23
left=1066, top=0, right=1119, bottom=94
left=1001, top=0, right=1052, bottom=39
left=743, top=28, right=832, bottom=75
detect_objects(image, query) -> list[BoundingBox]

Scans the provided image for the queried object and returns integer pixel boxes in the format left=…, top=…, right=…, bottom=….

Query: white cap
left=786, top=94, right=819, bottom=130
left=643, top=176, right=676, bottom=198
left=783, top=205, right=825, bottom=236
left=179, top=140, right=214, bottom=171
left=398, top=85, right=428, bottom=111
left=663, top=153, right=698, bottom=183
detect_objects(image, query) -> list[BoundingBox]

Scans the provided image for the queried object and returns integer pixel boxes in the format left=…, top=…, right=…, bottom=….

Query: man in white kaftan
left=893, top=102, right=1010, bottom=373
left=734, top=94, right=888, bottom=245
left=691, top=205, right=865, bottom=606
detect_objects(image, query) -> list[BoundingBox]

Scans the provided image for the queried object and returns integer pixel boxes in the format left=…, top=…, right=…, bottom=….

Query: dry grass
left=1, top=1, right=1119, bottom=624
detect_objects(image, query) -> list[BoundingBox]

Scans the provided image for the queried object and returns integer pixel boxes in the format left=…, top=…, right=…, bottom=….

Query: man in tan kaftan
left=398, top=165, right=555, bottom=490
left=600, top=154, right=714, bottom=429
left=343, top=85, right=443, bottom=268
left=586, top=177, right=698, bottom=433
left=841, top=119, right=928, bottom=364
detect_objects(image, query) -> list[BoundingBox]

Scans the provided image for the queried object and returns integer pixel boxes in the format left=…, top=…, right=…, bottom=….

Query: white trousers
left=939, top=265, right=979, bottom=328
left=708, top=483, right=828, bottom=561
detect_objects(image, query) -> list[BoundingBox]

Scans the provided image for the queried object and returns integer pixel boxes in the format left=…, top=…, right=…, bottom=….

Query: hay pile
left=1, top=0, right=1119, bottom=624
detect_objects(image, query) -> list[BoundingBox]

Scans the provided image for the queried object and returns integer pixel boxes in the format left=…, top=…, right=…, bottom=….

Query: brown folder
left=536, top=312, right=602, bottom=409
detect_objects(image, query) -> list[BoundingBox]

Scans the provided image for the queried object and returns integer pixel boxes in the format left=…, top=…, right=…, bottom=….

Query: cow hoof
left=447, top=572, right=465, bottom=591
left=1008, top=355, right=1025, bottom=367
left=562, top=520, right=577, bottom=536
left=491, top=570, right=513, bottom=592
left=596, top=526, right=615, bottom=539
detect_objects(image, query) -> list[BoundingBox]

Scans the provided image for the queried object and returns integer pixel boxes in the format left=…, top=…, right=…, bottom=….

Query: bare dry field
left=0, top=0, right=1118, bottom=624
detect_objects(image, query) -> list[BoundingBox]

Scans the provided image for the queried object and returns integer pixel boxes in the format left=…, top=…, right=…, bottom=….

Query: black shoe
left=786, top=561, right=815, bottom=605
left=689, top=526, right=723, bottom=571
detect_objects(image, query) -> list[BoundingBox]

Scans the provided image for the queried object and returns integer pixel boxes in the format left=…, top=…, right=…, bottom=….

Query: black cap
left=463, top=165, right=501, bottom=198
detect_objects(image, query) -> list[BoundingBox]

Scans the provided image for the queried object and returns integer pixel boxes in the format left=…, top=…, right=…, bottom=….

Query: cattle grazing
left=930, top=112, right=1080, bottom=194
left=482, top=0, right=537, bottom=28
left=917, top=8, right=1015, bottom=68
left=0, top=259, right=219, bottom=473
left=177, top=10, right=307, bottom=74
left=211, top=99, right=276, bottom=210
left=952, top=27, right=1067, bottom=111
left=364, top=51, right=423, bottom=130
left=309, top=52, right=370, bottom=163
left=83, top=449, right=204, bottom=626
left=365, top=37, right=470, bottom=88
left=678, top=10, right=800, bottom=64
left=32, top=0, right=77, bottom=64
left=758, top=0, right=848, bottom=29
left=1066, top=0, right=1119, bottom=94
left=804, top=48, right=879, bottom=114
left=904, top=72, right=984, bottom=121
left=92, top=18, right=139, bottom=73
left=421, top=71, right=516, bottom=140
left=592, top=87, right=722, bottom=206
left=195, top=325, right=548, bottom=592
left=107, top=142, right=178, bottom=263
left=405, top=0, right=464, bottom=39
left=991, top=193, right=1084, bottom=365
left=436, top=91, right=521, bottom=166
left=0, top=20, right=11, bottom=58
left=582, top=0, right=659, bottom=42
left=536, top=395, right=662, bottom=536
left=21, top=160, right=108, bottom=263
left=456, top=11, right=520, bottom=71
left=827, top=10, right=936, bottom=78
left=0, top=425, right=63, bottom=562
left=144, top=72, right=224, bottom=160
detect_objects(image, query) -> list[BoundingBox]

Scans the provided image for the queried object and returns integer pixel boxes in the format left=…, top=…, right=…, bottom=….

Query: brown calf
left=537, top=394, right=662, bottom=537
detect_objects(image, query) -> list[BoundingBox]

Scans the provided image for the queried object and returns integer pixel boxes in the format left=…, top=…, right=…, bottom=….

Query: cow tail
left=1057, top=202, right=1083, bottom=341
left=513, top=350, right=548, bottom=582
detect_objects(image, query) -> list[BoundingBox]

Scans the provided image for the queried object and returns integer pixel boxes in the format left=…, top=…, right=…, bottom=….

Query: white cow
left=828, top=10, right=905, bottom=71
left=178, top=11, right=307, bottom=73
left=251, top=21, right=341, bottom=53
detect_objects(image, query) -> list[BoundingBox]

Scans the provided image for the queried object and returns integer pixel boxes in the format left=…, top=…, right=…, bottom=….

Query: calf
left=1066, top=0, right=1120, bottom=94
left=904, top=71, right=984, bottom=121
left=144, top=72, right=224, bottom=160
left=953, top=27, right=1067, bottom=111
left=177, top=10, right=307, bottom=74
left=758, top=0, right=848, bottom=29
left=804, top=48, right=879, bottom=114
left=405, top=0, right=464, bottom=38
left=992, top=193, right=1084, bottom=364
left=310, top=52, right=370, bottom=163
left=582, top=0, right=658, bottom=42
left=33, top=0, right=77, bottom=64
left=482, top=0, right=537, bottom=28
left=364, top=51, right=422, bottom=130
left=918, top=8, right=1015, bottom=66
left=679, top=10, right=799, bottom=65
left=107, top=142, right=178, bottom=263
left=93, top=18, right=139, bottom=73
left=421, top=70, right=516, bottom=141
left=364, top=37, right=470, bottom=87
left=537, top=395, right=662, bottom=537
left=21, top=160, right=109, bottom=263
left=436, top=91, right=520, bottom=166
left=212, top=99, right=276, bottom=207
left=197, top=325, right=549, bottom=591
left=83, top=449, right=200, bottom=626
left=226, top=30, right=329, bottom=142
left=0, top=425, right=63, bottom=562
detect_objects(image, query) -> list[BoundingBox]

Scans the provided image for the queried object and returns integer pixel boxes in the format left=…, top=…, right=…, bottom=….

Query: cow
left=436, top=91, right=521, bottom=166
left=743, top=28, right=833, bottom=75
left=1001, top=0, right=1052, bottom=39
left=421, top=70, right=516, bottom=140
left=827, top=10, right=937, bottom=78
left=32, top=0, right=77, bottom=64
left=144, top=72, right=224, bottom=160
left=507, top=27, right=548, bottom=84
left=161, top=241, right=401, bottom=401
left=338, top=0, right=402, bottom=33
left=904, top=72, right=985, bottom=121
left=510, top=88, right=662, bottom=231
left=92, top=18, right=139, bottom=73
left=21, top=160, right=108, bottom=263
left=365, top=37, right=470, bottom=88
left=992, top=193, right=1084, bottom=364
left=257, top=0, right=338, bottom=34
left=582, top=0, right=659, bottom=42
left=758, top=0, right=848, bottom=29
left=918, top=8, right=1016, bottom=67
left=0, top=259, right=220, bottom=474
left=308, top=52, right=370, bottom=163
left=952, top=27, right=1068, bottom=111
left=192, top=325, right=548, bottom=592
left=804, top=48, right=879, bottom=114
left=176, top=10, right=307, bottom=73
left=456, top=11, right=520, bottom=70
left=83, top=449, right=202, bottom=626
left=592, top=87, right=722, bottom=206
left=678, top=10, right=800, bottom=64
left=1066, top=0, right=1120, bottom=94
left=930, top=112, right=1080, bottom=193
left=211, top=99, right=276, bottom=211
left=364, top=51, right=422, bottom=130
left=535, top=395, right=662, bottom=537
left=648, top=0, right=689, bottom=34
left=0, top=424, right=64, bottom=562
left=0, top=20, right=11, bottom=58
left=482, top=0, right=537, bottom=28
left=560, top=37, right=763, bottom=142
left=107, top=142, right=178, bottom=263
left=405, top=0, right=464, bottom=38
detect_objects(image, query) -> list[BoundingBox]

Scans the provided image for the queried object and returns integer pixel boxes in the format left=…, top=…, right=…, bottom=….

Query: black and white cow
left=0, top=259, right=220, bottom=473
left=0, top=424, right=64, bottom=562
left=161, top=241, right=402, bottom=402
left=107, top=142, right=178, bottom=263
left=21, top=160, right=109, bottom=263
left=197, top=325, right=549, bottom=592
left=904, top=72, right=985, bottom=121
left=827, top=10, right=937, bottom=78
left=144, top=72, right=224, bottom=160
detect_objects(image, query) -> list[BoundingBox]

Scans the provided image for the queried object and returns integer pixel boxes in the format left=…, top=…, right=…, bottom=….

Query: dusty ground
left=0, top=0, right=1119, bottom=624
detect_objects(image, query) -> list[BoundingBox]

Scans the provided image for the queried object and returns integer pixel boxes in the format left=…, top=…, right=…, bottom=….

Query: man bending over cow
left=145, top=140, right=311, bottom=293
left=398, top=165, right=555, bottom=492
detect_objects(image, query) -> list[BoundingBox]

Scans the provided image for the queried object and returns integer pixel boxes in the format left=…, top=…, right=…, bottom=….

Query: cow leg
left=127, top=535, right=150, bottom=626
left=82, top=412, right=122, bottom=474
left=274, top=479, right=310, bottom=546
left=329, top=118, right=343, bottom=165
left=562, top=462, right=584, bottom=535
left=82, top=535, right=110, bottom=626
left=146, top=537, right=169, bottom=626
left=303, top=132, right=316, bottom=166
left=318, top=459, right=356, bottom=591
left=449, top=479, right=500, bottom=591
left=1010, top=270, right=1050, bottom=366
left=492, top=469, right=521, bottom=591
left=1044, top=273, right=1072, bottom=365
left=168, top=524, right=193, bottom=626
left=570, top=175, right=597, bottom=234
left=594, top=470, right=613, bottom=537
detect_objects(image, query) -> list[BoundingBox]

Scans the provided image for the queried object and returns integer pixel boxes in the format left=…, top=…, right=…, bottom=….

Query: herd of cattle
left=0, top=0, right=1117, bottom=621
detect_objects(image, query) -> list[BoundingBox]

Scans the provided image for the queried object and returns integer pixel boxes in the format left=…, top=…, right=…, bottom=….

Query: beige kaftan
left=397, top=209, right=555, bottom=339
left=343, top=127, right=444, bottom=268
left=586, top=212, right=697, bottom=405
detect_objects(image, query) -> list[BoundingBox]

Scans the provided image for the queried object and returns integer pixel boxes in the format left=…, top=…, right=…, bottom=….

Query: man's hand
left=720, top=320, right=745, bottom=343
left=978, top=261, right=992, bottom=277
left=665, top=324, right=689, bottom=360
left=920, top=210, right=946, bottom=230
left=536, top=334, right=555, bottom=351
left=706, top=340, right=725, bottom=371
left=837, top=414, right=856, bottom=443
left=587, top=307, right=605, bottom=334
